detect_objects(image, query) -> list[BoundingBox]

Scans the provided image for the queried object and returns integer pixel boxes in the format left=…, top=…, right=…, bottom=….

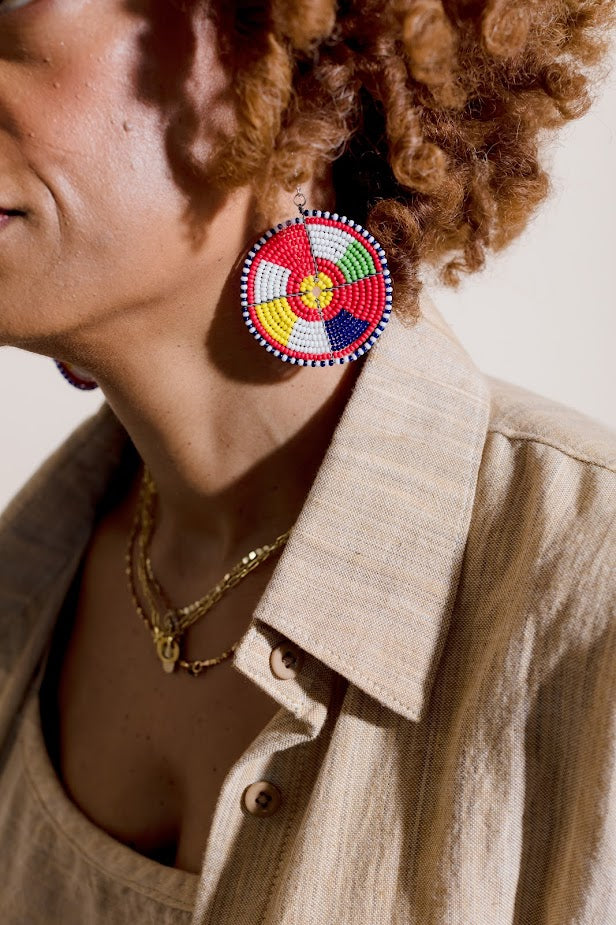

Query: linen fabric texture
left=0, top=293, right=614, bottom=924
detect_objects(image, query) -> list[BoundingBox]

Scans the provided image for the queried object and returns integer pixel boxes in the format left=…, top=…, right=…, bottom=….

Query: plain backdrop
left=1, top=52, right=615, bottom=516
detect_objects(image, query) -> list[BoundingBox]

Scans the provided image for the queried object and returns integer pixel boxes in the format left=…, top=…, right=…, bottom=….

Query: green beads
left=337, top=240, right=376, bottom=283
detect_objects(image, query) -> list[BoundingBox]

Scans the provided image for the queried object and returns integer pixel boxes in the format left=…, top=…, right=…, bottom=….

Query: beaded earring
left=54, top=360, right=99, bottom=390
left=241, top=188, right=392, bottom=366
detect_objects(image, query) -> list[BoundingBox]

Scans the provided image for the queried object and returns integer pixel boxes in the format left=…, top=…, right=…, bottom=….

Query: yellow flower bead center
left=300, top=272, right=334, bottom=312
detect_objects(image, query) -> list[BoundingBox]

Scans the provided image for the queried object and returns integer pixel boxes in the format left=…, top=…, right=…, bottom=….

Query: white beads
left=253, top=260, right=292, bottom=304
left=306, top=223, right=355, bottom=264
left=286, top=318, right=332, bottom=355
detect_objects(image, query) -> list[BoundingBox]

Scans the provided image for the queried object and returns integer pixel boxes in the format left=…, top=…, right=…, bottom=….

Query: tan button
left=269, top=641, right=304, bottom=680
left=242, top=780, right=282, bottom=817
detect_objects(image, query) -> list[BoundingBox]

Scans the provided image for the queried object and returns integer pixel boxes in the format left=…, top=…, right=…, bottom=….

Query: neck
left=51, top=181, right=362, bottom=597
left=101, top=332, right=362, bottom=566
left=62, top=184, right=364, bottom=593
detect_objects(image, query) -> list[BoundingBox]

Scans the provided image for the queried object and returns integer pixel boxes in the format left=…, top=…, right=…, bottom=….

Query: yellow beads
left=255, top=297, right=298, bottom=347
left=300, top=272, right=334, bottom=311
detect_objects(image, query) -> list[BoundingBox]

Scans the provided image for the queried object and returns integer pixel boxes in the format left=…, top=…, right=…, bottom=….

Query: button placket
left=195, top=738, right=312, bottom=922
left=195, top=630, right=335, bottom=921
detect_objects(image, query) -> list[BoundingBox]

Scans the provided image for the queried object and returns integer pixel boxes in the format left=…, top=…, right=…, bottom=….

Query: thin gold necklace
left=125, top=466, right=291, bottom=677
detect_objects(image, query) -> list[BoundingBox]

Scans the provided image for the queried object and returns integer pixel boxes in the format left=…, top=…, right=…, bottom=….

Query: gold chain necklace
left=125, top=466, right=291, bottom=677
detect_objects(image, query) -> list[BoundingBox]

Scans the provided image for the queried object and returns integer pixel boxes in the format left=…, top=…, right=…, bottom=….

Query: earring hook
left=293, top=186, right=307, bottom=215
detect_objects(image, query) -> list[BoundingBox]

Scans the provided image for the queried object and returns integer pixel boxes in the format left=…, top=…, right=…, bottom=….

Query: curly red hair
left=206, top=0, right=614, bottom=320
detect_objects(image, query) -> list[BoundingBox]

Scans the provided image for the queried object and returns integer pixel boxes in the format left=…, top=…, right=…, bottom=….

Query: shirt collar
left=0, top=293, right=490, bottom=726
left=243, top=292, right=491, bottom=722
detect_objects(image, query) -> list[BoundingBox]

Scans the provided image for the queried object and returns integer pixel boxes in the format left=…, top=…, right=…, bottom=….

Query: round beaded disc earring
left=54, top=359, right=99, bottom=390
left=241, top=188, right=392, bottom=366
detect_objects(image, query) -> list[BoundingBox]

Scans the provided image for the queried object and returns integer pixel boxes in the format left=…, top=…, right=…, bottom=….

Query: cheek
left=0, top=4, right=233, bottom=343
left=28, top=55, right=185, bottom=257
left=28, top=5, right=233, bottom=249
left=10, top=71, right=197, bottom=339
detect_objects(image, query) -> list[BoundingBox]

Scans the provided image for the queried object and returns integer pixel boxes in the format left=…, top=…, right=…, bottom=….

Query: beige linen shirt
left=0, top=293, right=614, bottom=924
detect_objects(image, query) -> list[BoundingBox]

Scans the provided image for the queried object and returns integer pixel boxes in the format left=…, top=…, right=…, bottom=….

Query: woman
left=0, top=0, right=614, bottom=922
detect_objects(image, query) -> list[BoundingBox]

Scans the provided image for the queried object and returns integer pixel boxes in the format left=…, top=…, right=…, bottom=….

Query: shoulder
left=479, top=376, right=616, bottom=564
left=0, top=402, right=128, bottom=534
left=476, top=374, right=616, bottom=564
left=466, top=375, right=615, bottom=659
left=486, top=374, right=616, bottom=474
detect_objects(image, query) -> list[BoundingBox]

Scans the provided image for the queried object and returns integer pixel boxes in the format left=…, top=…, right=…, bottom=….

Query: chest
left=39, top=516, right=282, bottom=875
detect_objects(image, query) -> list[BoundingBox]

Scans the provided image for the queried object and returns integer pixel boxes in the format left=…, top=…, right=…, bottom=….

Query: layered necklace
left=125, top=466, right=291, bottom=677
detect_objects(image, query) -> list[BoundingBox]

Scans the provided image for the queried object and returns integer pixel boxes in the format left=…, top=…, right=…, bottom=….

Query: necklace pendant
left=156, top=635, right=180, bottom=674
